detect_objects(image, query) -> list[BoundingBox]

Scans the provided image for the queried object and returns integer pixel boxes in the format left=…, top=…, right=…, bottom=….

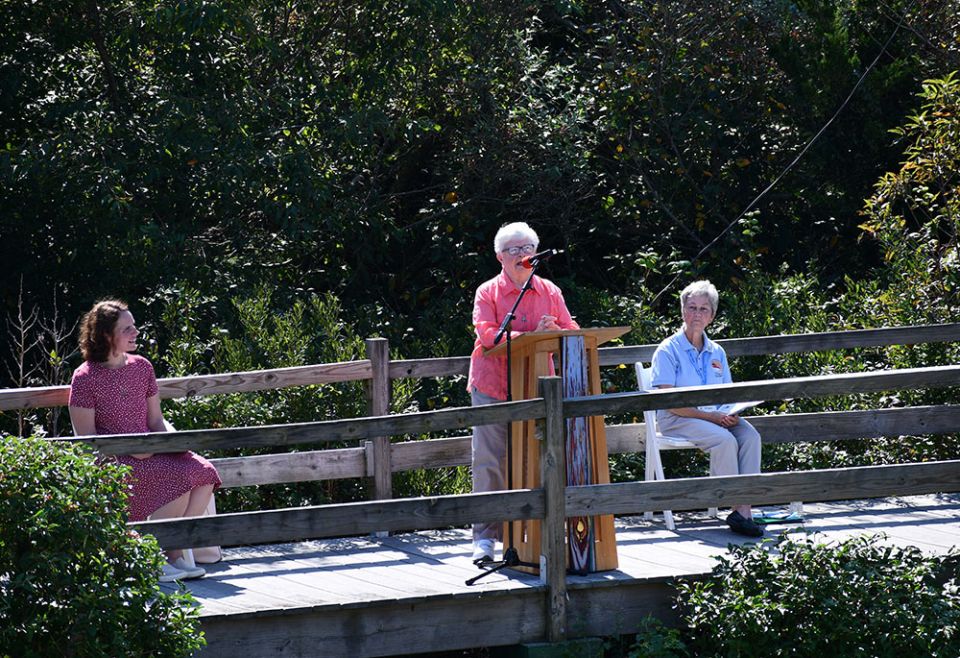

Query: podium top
left=484, top=326, right=631, bottom=356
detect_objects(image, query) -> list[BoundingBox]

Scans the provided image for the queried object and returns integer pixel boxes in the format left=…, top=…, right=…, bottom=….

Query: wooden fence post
left=365, top=338, right=392, bottom=501
left=539, top=375, right=567, bottom=643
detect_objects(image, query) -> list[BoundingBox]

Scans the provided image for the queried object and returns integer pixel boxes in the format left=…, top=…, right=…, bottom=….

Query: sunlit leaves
left=0, top=436, right=204, bottom=656
left=680, top=535, right=960, bottom=657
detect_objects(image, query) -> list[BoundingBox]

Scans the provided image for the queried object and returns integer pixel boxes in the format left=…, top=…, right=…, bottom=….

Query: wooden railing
left=50, top=366, right=960, bottom=642
left=6, top=324, right=960, bottom=498
left=8, top=324, right=958, bottom=409
left=8, top=323, right=960, bottom=642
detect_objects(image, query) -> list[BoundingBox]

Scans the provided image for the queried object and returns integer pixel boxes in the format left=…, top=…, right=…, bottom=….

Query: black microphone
left=520, top=248, right=563, bottom=269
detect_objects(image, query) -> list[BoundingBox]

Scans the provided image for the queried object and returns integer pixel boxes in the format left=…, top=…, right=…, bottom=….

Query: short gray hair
left=494, top=222, right=539, bottom=253
left=680, top=280, right=719, bottom=314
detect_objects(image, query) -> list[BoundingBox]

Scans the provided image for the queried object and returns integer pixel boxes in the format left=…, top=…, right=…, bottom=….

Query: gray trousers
left=657, top=413, right=762, bottom=477
left=471, top=388, right=506, bottom=542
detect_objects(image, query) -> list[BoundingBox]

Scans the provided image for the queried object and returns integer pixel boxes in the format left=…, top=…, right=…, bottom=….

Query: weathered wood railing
left=49, top=365, right=960, bottom=541
left=5, top=324, right=960, bottom=498
left=7, top=324, right=958, bottom=408
left=7, top=324, right=960, bottom=643
left=51, top=365, right=960, bottom=642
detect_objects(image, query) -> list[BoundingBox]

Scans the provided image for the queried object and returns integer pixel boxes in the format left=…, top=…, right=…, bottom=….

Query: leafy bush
left=678, top=534, right=960, bottom=658
left=860, top=71, right=960, bottom=324
left=0, top=435, right=204, bottom=657
left=623, top=616, right=690, bottom=658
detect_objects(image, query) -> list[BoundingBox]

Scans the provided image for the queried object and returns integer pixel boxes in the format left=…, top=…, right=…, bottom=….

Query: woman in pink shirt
left=466, top=222, right=578, bottom=564
left=69, top=300, right=221, bottom=582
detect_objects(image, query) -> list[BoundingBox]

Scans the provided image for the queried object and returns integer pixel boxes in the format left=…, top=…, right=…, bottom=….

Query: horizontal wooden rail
left=136, top=459, right=960, bottom=549
left=750, top=405, right=960, bottom=444
left=55, top=399, right=546, bottom=454
left=388, top=324, right=960, bottom=375
left=566, top=460, right=960, bottom=517
left=56, top=365, right=960, bottom=456
left=134, top=489, right=544, bottom=549
left=4, top=324, right=959, bottom=412
left=0, top=360, right=373, bottom=412
left=212, top=447, right=367, bottom=487
left=210, top=437, right=473, bottom=488
left=568, top=365, right=960, bottom=418
left=598, top=322, right=960, bottom=366
left=605, top=405, right=960, bottom=451
left=388, top=356, right=470, bottom=380
left=158, top=360, right=373, bottom=396
left=208, top=405, right=960, bottom=489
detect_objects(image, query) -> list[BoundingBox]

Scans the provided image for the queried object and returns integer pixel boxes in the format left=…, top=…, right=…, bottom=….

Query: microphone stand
left=467, top=261, right=543, bottom=586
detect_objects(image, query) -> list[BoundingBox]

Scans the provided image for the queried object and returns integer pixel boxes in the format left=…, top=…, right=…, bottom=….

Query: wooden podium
left=486, top=326, right=629, bottom=574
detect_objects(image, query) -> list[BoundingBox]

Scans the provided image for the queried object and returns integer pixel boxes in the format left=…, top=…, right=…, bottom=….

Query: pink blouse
left=467, top=271, right=579, bottom=400
left=68, top=355, right=157, bottom=434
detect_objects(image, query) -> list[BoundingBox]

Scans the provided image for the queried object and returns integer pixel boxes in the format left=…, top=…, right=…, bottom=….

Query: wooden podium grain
left=485, top=326, right=628, bottom=574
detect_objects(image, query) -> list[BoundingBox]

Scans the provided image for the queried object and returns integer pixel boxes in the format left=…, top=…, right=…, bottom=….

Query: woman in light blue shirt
left=650, top=280, right=763, bottom=537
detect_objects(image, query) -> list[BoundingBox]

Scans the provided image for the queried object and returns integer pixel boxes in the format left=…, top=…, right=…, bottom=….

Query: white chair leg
left=663, top=509, right=676, bottom=531
left=651, top=440, right=677, bottom=529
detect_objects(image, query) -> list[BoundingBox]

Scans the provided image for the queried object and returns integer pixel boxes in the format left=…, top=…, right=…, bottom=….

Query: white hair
left=680, top=280, right=719, bottom=314
left=494, top=222, right=539, bottom=252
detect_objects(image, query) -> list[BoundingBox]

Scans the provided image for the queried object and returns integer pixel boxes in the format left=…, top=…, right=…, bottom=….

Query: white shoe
left=171, top=550, right=206, bottom=580
left=159, top=563, right=189, bottom=583
left=472, top=539, right=495, bottom=565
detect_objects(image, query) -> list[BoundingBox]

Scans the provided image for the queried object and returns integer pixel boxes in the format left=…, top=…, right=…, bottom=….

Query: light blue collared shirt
left=650, top=329, right=731, bottom=412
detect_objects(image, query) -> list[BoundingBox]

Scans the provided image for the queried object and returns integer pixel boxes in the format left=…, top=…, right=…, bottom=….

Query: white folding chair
left=635, top=363, right=718, bottom=530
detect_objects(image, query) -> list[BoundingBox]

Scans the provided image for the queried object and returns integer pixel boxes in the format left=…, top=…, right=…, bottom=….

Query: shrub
left=0, top=435, right=204, bottom=657
left=678, top=534, right=960, bottom=658
left=624, top=616, right=690, bottom=658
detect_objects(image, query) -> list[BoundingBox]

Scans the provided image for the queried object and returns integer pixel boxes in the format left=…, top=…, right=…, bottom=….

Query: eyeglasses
left=683, top=304, right=713, bottom=315
left=503, top=244, right=536, bottom=256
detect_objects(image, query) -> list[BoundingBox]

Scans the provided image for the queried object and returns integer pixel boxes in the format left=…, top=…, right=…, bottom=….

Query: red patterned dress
left=69, top=355, right=221, bottom=521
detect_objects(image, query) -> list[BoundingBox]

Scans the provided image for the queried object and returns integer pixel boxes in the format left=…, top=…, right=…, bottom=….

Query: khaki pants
left=657, top=413, right=762, bottom=476
left=471, top=388, right=507, bottom=542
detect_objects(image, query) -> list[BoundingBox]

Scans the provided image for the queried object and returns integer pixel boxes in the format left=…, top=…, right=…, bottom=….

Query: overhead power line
left=650, top=1, right=915, bottom=306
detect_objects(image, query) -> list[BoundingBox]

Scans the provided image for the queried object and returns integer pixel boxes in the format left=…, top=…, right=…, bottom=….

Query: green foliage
left=679, top=534, right=960, bottom=658
left=393, top=466, right=472, bottom=499
left=0, top=435, right=204, bottom=657
left=139, top=284, right=422, bottom=510
left=142, top=284, right=365, bottom=431
left=860, top=71, right=960, bottom=322
left=3, top=1, right=958, bottom=377
left=624, top=616, right=690, bottom=658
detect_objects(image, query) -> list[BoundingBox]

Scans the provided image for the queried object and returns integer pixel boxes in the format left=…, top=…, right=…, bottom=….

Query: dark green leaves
left=0, top=435, right=204, bottom=657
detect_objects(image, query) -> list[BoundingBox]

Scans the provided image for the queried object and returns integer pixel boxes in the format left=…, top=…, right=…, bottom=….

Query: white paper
left=699, top=400, right=761, bottom=415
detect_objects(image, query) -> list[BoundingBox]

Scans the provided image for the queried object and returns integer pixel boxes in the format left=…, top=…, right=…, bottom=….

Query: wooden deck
left=172, top=493, right=960, bottom=657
